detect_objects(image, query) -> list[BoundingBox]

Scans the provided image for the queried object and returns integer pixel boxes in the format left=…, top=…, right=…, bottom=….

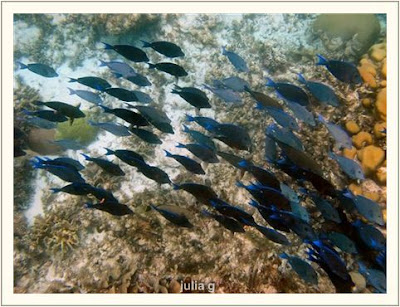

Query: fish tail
left=221, top=45, right=227, bottom=55
left=113, top=72, right=123, bottom=79
left=34, top=156, right=45, bottom=163
left=185, top=114, right=195, bottom=122
left=149, top=203, right=158, bottom=211
left=164, top=150, right=172, bottom=157
left=67, top=87, right=75, bottom=95
left=81, top=153, right=91, bottom=160
left=102, top=42, right=113, bottom=50
left=99, top=60, right=107, bottom=67
left=99, top=104, right=110, bottom=112
left=238, top=159, right=250, bottom=168
left=32, top=160, right=44, bottom=169
left=316, top=113, right=326, bottom=124
left=279, top=252, right=289, bottom=259
left=68, top=78, right=77, bottom=83
left=141, top=40, right=151, bottom=48
left=22, top=109, right=33, bottom=116
left=17, top=61, right=28, bottom=69
left=148, top=63, right=156, bottom=69
left=297, top=73, right=307, bottom=84
left=236, top=181, right=246, bottom=188
left=182, top=125, right=190, bottom=133
left=33, top=100, right=45, bottom=106
left=327, top=151, right=335, bottom=160
left=243, top=85, right=251, bottom=93
left=265, top=77, right=276, bottom=88
left=357, top=261, right=367, bottom=275
left=104, top=148, right=114, bottom=155
left=316, top=54, right=328, bottom=66
left=201, top=209, right=212, bottom=217
left=176, top=143, right=185, bottom=148
left=248, top=199, right=259, bottom=208
left=172, top=183, right=180, bottom=190
left=50, top=188, right=61, bottom=193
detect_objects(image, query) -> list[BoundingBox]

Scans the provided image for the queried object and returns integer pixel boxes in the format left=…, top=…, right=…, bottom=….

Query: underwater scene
left=13, top=13, right=387, bottom=294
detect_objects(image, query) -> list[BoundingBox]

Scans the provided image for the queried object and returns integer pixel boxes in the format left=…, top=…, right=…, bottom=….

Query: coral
left=342, top=147, right=357, bottom=159
left=375, top=87, right=386, bottom=121
left=357, top=145, right=385, bottom=174
left=361, top=98, right=372, bottom=108
left=55, top=118, right=98, bottom=146
left=376, top=167, right=387, bottom=185
left=345, top=120, right=361, bottom=134
left=358, top=59, right=377, bottom=88
left=373, top=122, right=386, bottom=139
left=370, top=42, right=386, bottom=62
left=348, top=183, right=362, bottom=195
left=352, top=131, right=373, bottom=149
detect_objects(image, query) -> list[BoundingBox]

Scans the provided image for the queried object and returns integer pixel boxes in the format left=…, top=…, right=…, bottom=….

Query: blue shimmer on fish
left=375, top=250, right=386, bottom=272
left=102, top=42, right=149, bottom=63
left=40, top=156, right=85, bottom=171
left=328, top=152, right=365, bottom=180
left=17, top=61, right=58, bottom=78
left=52, top=139, right=84, bottom=150
left=182, top=125, right=216, bottom=151
left=244, top=86, right=283, bottom=109
left=104, top=88, right=138, bottom=102
left=141, top=40, right=184, bottom=58
left=262, top=107, right=300, bottom=131
left=216, top=151, right=249, bottom=169
left=344, top=191, right=384, bottom=226
left=32, top=159, right=85, bottom=183
left=305, top=190, right=341, bottom=223
left=150, top=204, right=193, bottom=228
left=88, top=120, right=131, bottom=137
left=248, top=200, right=291, bottom=233
left=202, top=209, right=245, bottom=233
left=317, top=114, right=352, bottom=149
left=185, top=114, right=219, bottom=130
left=265, top=77, right=309, bottom=106
left=203, top=83, right=242, bottom=104
left=51, top=182, right=94, bottom=196
left=209, top=198, right=256, bottom=226
left=221, top=46, right=249, bottom=73
left=126, top=73, right=152, bottom=87
left=316, top=54, right=362, bottom=84
left=266, top=124, right=304, bottom=151
left=220, top=76, right=250, bottom=92
left=322, top=232, right=358, bottom=254
left=129, top=105, right=174, bottom=134
left=238, top=160, right=280, bottom=190
left=297, top=73, right=340, bottom=107
left=286, top=101, right=316, bottom=126
left=130, top=127, right=162, bottom=144
left=280, top=253, right=318, bottom=285
left=148, top=62, right=188, bottom=78
left=176, top=143, right=219, bottom=163
left=290, top=201, right=310, bottom=223
left=22, top=109, right=68, bottom=123
left=264, top=134, right=278, bottom=163
left=358, top=262, right=386, bottom=293
left=164, top=150, right=205, bottom=175
left=172, top=85, right=211, bottom=109
left=352, top=220, right=386, bottom=251
left=131, top=90, right=153, bottom=103
left=173, top=182, right=218, bottom=205
left=99, top=59, right=136, bottom=77
left=255, top=224, right=291, bottom=245
left=24, top=116, right=57, bottom=129
left=85, top=200, right=133, bottom=216
left=206, top=122, right=252, bottom=151
left=69, top=76, right=111, bottom=91
left=100, top=105, right=149, bottom=127
left=68, top=88, right=103, bottom=105
left=81, top=153, right=125, bottom=176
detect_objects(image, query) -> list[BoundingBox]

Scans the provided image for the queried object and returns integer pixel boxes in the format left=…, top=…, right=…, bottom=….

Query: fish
left=322, top=232, right=358, bottom=254
left=265, top=78, right=309, bottom=106
left=47, top=157, right=85, bottom=171
left=336, top=188, right=357, bottom=213
left=81, top=153, right=125, bottom=176
left=24, top=116, right=57, bottom=129
left=17, top=61, right=58, bottom=77
left=210, top=198, right=256, bottom=226
left=67, top=88, right=103, bottom=105
left=69, top=76, right=111, bottom=91
left=238, top=160, right=281, bottom=190
left=22, top=109, right=68, bottom=123
left=358, top=262, right=386, bottom=293
left=176, top=143, right=219, bottom=163
left=102, top=42, right=149, bottom=62
left=104, top=88, right=138, bottom=102
left=343, top=191, right=384, bottom=226
left=297, top=73, right=340, bottom=107
left=34, top=101, right=85, bottom=124
left=100, top=105, right=149, bottom=127
left=126, top=73, right=152, bottom=87
left=88, top=120, right=131, bottom=137
left=264, top=134, right=278, bottom=163
left=99, top=60, right=136, bottom=77
left=32, top=160, right=85, bottom=183
left=182, top=125, right=216, bottom=151
left=328, top=152, right=365, bottom=180
left=148, top=62, right=188, bottom=77
left=14, top=127, right=27, bottom=157
left=172, top=85, right=211, bottom=109
left=263, top=107, right=300, bottom=131
left=279, top=253, right=318, bottom=285
left=132, top=159, right=171, bottom=185
left=265, top=124, right=304, bottom=152
left=85, top=200, right=133, bottom=216
left=50, top=182, right=94, bottom=195
left=206, top=123, right=252, bottom=151
left=248, top=200, right=291, bottom=233
left=220, top=76, right=250, bottom=92
left=141, top=40, right=184, bottom=58
left=89, top=186, right=119, bottom=203
left=290, top=201, right=310, bottom=223
left=255, top=225, right=291, bottom=245
left=52, top=139, right=84, bottom=150
left=202, top=209, right=245, bottom=233
left=131, top=90, right=153, bottom=103
left=216, top=151, right=249, bottom=169
left=280, top=183, right=299, bottom=203
left=164, top=150, right=205, bottom=175
left=375, top=250, right=386, bottom=272
left=306, top=191, right=341, bottom=223
left=129, top=105, right=173, bottom=134
left=185, top=114, right=219, bottom=130
left=173, top=182, right=218, bottom=205
left=203, top=84, right=242, bottom=104
left=244, top=86, right=283, bottom=109
left=352, top=220, right=386, bottom=251
left=221, top=46, right=249, bottom=72
left=104, top=148, right=145, bottom=168
left=316, top=54, right=362, bottom=84
left=151, top=204, right=193, bottom=228
left=317, top=114, right=352, bottom=149
left=130, top=127, right=162, bottom=144
left=286, top=101, right=316, bottom=126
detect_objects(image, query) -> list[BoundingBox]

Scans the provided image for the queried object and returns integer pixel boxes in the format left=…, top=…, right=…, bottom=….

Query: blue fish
left=89, top=186, right=119, bottom=203
left=103, top=42, right=149, bottom=63
left=141, top=40, right=184, bottom=58
left=52, top=139, right=84, bottom=150
left=279, top=183, right=299, bottom=203
left=104, top=87, right=138, bottom=102
left=17, top=61, right=58, bottom=78
left=286, top=101, right=316, bottom=126
left=322, top=232, right=358, bottom=254
left=290, top=201, right=310, bottom=223
left=344, top=191, right=384, bottom=226
left=265, top=77, right=309, bottom=106
left=316, top=54, right=362, bottom=84
left=104, top=148, right=145, bottom=168
left=317, top=114, right=352, bottom=149
left=126, top=73, right=152, bottom=87
left=264, top=107, right=299, bottom=131
left=216, top=151, right=249, bottom=170
left=248, top=200, right=291, bottom=233
left=81, top=153, right=125, bottom=176
left=99, top=60, right=136, bottom=77
left=202, top=209, right=245, bottom=233
left=210, top=198, right=256, bottom=226
left=173, top=182, right=218, bottom=205
left=68, top=88, right=103, bottom=105
left=40, top=156, right=85, bottom=171
left=336, top=188, right=357, bottom=212
left=220, top=76, right=250, bottom=92
left=132, top=159, right=171, bottom=185
left=131, top=90, right=153, bottom=103
left=24, top=116, right=57, bottom=130
left=245, top=86, right=283, bottom=109
left=328, top=152, right=365, bottom=180
left=358, top=262, right=386, bottom=293
left=206, top=123, right=252, bottom=151
left=172, top=85, right=211, bottom=109
left=51, top=182, right=93, bottom=196
left=130, top=127, right=162, bottom=145
left=69, top=76, right=111, bottom=91
left=255, top=224, right=290, bottom=245
left=151, top=204, right=193, bottom=228
left=203, top=83, right=242, bottom=104
left=352, top=220, right=386, bottom=251
left=266, top=124, right=304, bottom=151
left=176, top=143, right=219, bottom=163
left=297, top=73, right=339, bottom=107
left=221, top=46, right=249, bottom=72
left=32, top=160, right=85, bottom=183
left=280, top=253, right=318, bottom=285
left=23, top=109, right=68, bottom=123
left=85, top=200, right=133, bottom=216
left=164, top=150, right=205, bottom=175
left=88, top=120, right=131, bottom=137
left=238, top=160, right=281, bottom=190
left=306, top=191, right=341, bottom=223
left=182, top=125, right=216, bottom=150
left=185, top=114, right=219, bottom=130
left=264, top=134, right=278, bottom=163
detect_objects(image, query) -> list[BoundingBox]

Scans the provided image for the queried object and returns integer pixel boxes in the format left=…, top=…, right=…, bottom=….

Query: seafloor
left=13, top=13, right=387, bottom=293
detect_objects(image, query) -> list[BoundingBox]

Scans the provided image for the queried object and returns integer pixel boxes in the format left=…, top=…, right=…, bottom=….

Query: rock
left=168, top=279, right=181, bottom=293
left=158, top=285, right=168, bottom=293
left=352, top=131, right=373, bottom=149
left=349, top=271, right=366, bottom=292
left=358, top=145, right=385, bottom=174
left=345, top=121, right=361, bottom=134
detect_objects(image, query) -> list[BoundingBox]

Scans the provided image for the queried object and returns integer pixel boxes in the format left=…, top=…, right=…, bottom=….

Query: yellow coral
left=362, top=191, right=380, bottom=202
left=381, top=58, right=386, bottom=78
left=349, top=183, right=362, bottom=195
left=345, top=121, right=361, bottom=134
left=342, top=146, right=357, bottom=159
left=373, top=122, right=386, bottom=139
left=358, top=145, right=385, bottom=174
left=369, top=42, right=386, bottom=62
left=376, top=167, right=387, bottom=185
left=358, top=60, right=377, bottom=88
left=352, top=131, right=373, bottom=149
left=361, top=98, right=372, bottom=108
left=375, top=87, right=386, bottom=121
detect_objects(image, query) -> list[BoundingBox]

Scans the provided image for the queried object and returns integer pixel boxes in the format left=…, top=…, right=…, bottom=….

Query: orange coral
left=375, top=87, right=386, bottom=121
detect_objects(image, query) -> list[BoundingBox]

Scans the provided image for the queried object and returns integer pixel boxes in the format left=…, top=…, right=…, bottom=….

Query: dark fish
left=68, top=88, right=103, bottom=105
left=265, top=78, right=309, bottom=106
left=103, top=42, right=149, bottom=62
left=88, top=120, right=131, bottom=137
left=17, top=62, right=58, bottom=78
left=316, top=54, right=362, bottom=84
left=221, top=46, right=249, bottom=72
left=280, top=253, right=318, bottom=285
left=32, top=160, right=85, bottom=183
left=129, top=105, right=173, bottom=134
left=244, top=86, right=282, bottom=109
left=104, top=148, right=145, bottom=168
left=203, top=83, right=242, bottom=104
left=375, top=250, right=386, bottom=272
left=336, top=188, right=357, bottom=212
left=307, top=191, right=341, bottom=223
left=104, top=88, right=138, bottom=102
left=133, top=159, right=171, bottom=184
left=202, top=209, right=245, bottom=233
left=22, top=109, right=68, bottom=123
left=85, top=200, right=133, bottom=216
left=50, top=157, right=85, bottom=171
left=182, top=125, right=216, bottom=151
left=172, top=85, right=211, bottom=109
left=297, top=73, right=340, bottom=107
left=328, top=152, right=365, bottom=180
left=99, top=60, right=136, bottom=77
left=34, top=101, right=85, bottom=124
left=210, top=198, right=256, bottom=226
left=286, top=101, right=316, bottom=127
left=206, top=123, right=252, bottom=151
left=346, top=192, right=384, bottom=226
left=14, top=127, right=26, bottom=157
left=151, top=204, right=192, bottom=228
left=248, top=200, right=291, bottom=233
left=148, top=62, right=188, bottom=77
left=317, top=114, right=352, bottom=149
left=263, top=107, right=299, bottom=131
left=322, top=232, right=358, bottom=254
left=81, top=153, right=125, bottom=176
left=173, top=182, right=218, bottom=205
left=89, top=186, right=119, bottom=203
left=126, top=73, right=152, bottom=87
left=131, top=90, right=153, bottom=103
left=164, top=150, right=205, bottom=175
left=52, top=139, right=83, bottom=150
left=51, top=182, right=93, bottom=195
left=185, top=114, right=219, bottom=130
left=25, top=116, right=57, bottom=129
left=100, top=105, right=149, bottom=127
left=69, top=76, right=111, bottom=91
left=216, top=151, right=249, bottom=169
left=358, top=262, right=386, bottom=293
left=265, top=134, right=278, bottom=163
left=130, top=127, right=162, bottom=144
left=176, top=143, right=219, bottom=163
left=238, top=160, right=280, bottom=190
left=141, top=40, right=184, bottom=58
left=220, top=76, right=250, bottom=92
left=255, top=224, right=290, bottom=245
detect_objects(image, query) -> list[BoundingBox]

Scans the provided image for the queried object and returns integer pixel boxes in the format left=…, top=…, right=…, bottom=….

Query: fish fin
left=81, top=153, right=91, bottom=160
left=69, top=117, right=74, bottom=126
left=17, top=61, right=28, bottom=69
left=32, top=160, right=44, bottom=169
left=265, top=77, right=276, bottom=88
left=67, top=87, right=75, bottom=95
left=185, top=114, right=195, bottom=122
left=164, top=150, right=172, bottom=157
left=279, top=252, right=289, bottom=259
left=297, top=73, right=307, bottom=84
left=236, top=181, right=246, bottom=188
left=316, top=113, right=326, bottom=124
left=99, top=104, right=110, bottom=112
left=140, top=40, right=151, bottom=48
left=102, top=42, right=113, bottom=50
left=113, top=72, right=123, bottom=79
left=221, top=45, right=227, bottom=55
left=316, top=54, right=328, bottom=66
left=176, top=143, right=185, bottom=148
left=104, top=148, right=114, bottom=155
left=148, top=63, right=156, bottom=69
left=248, top=199, right=259, bottom=208
left=182, top=125, right=190, bottom=133
left=172, top=183, right=180, bottom=190
left=99, top=60, right=107, bottom=67
left=50, top=188, right=61, bottom=193
left=68, top=78, right=77, bottom=83
left=255, top=102, right=265, bottom=110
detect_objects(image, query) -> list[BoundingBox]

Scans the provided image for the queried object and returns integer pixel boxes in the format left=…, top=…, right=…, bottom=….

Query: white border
left=2, top=1, right=399, bottom=306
